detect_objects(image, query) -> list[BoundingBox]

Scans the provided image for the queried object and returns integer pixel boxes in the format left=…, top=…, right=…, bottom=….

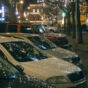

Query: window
left=32, top=25, right=46, bottom=33
left=2, top=41, right=48, bottom=62
left=8, top=25, right=17, bottom=32
left=33, top=9, right=35, bottom=13
left=37, top=9, right=39, bottom=13
left=21, top=26, right=32, bottom=33
left=28, top=36, right=56, bottom=50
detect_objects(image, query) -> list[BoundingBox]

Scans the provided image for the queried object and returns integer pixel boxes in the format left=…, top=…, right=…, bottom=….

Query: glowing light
left=19, top=0, right=24, bottom=4
left=1, top=6, right=5, bottom=18
left=24, top=12, right=27, bottom=17
left=41, top=16, right=44, bottom=20
left=26, top=18, right=28, bottom=21
left=0, top=17, right=5, bottom=21
left=86, top=18, right=88, bottom=26
left=18, top=20, right=21, bottom=23
left=17, top=16, right=20, bottom=19
left=16, top=11, right=19, bottom=15
left=0, top=10, right=2, bottom=13
left=27, top=12, right=29, bottom=15
left=27, top=7, right=30, bottom=10
left=62, top=11, right=66, bottom=17
left=62, top=18, right=64, bottom=25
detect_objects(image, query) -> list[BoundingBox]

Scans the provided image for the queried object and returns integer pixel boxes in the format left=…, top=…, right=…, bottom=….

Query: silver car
left=4, top=33, right=82, bottom=68
left=0, top=35, right=86, bottom=88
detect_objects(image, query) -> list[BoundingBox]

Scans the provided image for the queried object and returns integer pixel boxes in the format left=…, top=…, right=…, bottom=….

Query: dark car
left=31, top=24, right=72, bottom=50
left=0, top=23, right=71, bottom=50
left=0, top=50, right=55, bottom=88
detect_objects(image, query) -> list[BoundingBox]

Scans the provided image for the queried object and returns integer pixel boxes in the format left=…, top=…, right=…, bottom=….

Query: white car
left=0, top=35, right=86, bottom=88
left=4, top=33, right=82, bottom=68
left=0, top=50, right=55, bottom=88
left=45, top=26, right=59, bottom=33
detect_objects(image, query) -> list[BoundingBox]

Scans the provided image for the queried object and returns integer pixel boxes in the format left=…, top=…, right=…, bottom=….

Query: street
left=83, top=31, right=88, bottom=37
left=68, top=34, right=88, bottom=87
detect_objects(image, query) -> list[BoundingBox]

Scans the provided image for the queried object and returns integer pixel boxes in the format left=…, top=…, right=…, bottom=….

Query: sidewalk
left=67, top=34, right=88, bottom=84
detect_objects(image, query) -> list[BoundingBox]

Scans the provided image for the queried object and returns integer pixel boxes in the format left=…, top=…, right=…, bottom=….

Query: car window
left=28, top=36, right=56, bottom=50
left=0, top=50, right=20, bottom=78
left=32, top=25, right=47, bottom=33
left=8, top=25, right=17, bottom=32
left=21, top=26, right=32, bottom=33
left=1, top=41, right=48, bottom=62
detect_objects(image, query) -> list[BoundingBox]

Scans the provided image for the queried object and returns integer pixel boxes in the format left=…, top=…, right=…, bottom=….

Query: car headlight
left=46, top=76, right=70, bottom=84
left=63, top=58, right=73, bottom=63
left=67, top=59, right=73, bottom=63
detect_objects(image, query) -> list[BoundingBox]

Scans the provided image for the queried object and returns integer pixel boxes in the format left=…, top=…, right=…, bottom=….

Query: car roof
left=17, top=33, right=40, bottom=37
left=0, top=33, right=40, bottom=38
left=0, top=35, right=24, bottom=43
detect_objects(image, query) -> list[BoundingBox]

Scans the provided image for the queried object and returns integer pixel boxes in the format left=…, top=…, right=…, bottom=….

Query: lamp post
left=85, top=0, right=88, bottom=29
left=75, top=0, right=83, bottom=43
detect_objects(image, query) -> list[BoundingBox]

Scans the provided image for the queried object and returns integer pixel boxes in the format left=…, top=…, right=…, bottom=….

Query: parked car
left=3, top=33, right=82, bottom=68
left=0, top=35, right=86, bottom=88
left=0, top=50, right=54, bottom=88
left=0, top=23, right=72, bottom=50
left=45, top=26, right=59, bottom=33
left=31, top=24, right=72, bottom=50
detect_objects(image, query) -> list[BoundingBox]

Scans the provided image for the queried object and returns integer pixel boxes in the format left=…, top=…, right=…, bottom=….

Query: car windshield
left=0, top=51, right=20, bottom=78
left=2, top=41, right=48, bottom=62
left=28, top=36, right=56, bottom=50
left=32, top=25, right=48, bottom=33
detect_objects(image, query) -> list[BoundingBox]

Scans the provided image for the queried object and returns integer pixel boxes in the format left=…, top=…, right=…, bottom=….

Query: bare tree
left=75, top=0, right=83, bottom=43
left=72, top=2, right=76, bottom=39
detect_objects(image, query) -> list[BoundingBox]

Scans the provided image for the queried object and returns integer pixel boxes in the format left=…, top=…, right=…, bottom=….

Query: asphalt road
left=83, top=31, right=88, bottom=37
left=68, top=34, right=88, bottom=88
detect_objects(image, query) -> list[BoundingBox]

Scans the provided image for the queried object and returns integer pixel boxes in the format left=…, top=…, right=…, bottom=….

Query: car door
left=0, top=50, right=18, bottom=88
left=0, top=45, right=19, bottom=66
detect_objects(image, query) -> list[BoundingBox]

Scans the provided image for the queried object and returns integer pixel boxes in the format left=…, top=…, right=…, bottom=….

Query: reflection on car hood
left=21, top=57, right=81, bottom=81
left=45, top=47, right=78, bottom=59
left=43, top=33, right=66, bottom=38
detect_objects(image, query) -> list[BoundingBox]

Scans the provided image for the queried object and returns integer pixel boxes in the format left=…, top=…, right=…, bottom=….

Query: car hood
left=42, top=33, right=66, bottom=38
left=0, top=75, right=54, bottom=88
left=45, top=47, right=78, bottom=59
left=20, top=57, right=81, bottom=81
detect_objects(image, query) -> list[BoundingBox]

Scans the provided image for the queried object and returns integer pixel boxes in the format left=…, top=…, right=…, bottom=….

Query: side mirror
left=15, top=65, right=24, bottom=72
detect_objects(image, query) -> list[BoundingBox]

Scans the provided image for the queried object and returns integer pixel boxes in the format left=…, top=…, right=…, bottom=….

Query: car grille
left=68, top=71, right=84, bottom=83
left=72, top=56, right=80, bottom=65
left=52, top=39, right=68, bottom=46
left=58, top=38, right=69, bottom=45
left=69, top=82, right=87, bottom=88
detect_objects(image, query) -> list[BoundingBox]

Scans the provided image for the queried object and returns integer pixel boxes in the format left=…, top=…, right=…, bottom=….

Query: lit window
left=37, top=9, right=39, bottom=13
left=33, top=9, right=35, bottom=13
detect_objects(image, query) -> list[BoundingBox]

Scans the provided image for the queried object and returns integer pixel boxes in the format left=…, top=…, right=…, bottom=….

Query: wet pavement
left=67, top=33, right=88, bottom=87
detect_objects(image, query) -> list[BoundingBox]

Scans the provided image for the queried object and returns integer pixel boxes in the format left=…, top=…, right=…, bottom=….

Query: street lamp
left=19, top=0, right=24, bottom=4
left=85, top=0, right=88, bottom=28
left=62, top=11, right=66, bottom=17
left=61, top=11, right=66, bottom=33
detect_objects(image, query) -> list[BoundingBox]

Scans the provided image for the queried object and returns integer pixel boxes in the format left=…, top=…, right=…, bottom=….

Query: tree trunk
left=72, top=3, right=76, bottom=39
left=75, top=0, right=83, bottom=43
left=67, top=12, right=71, bottom=36
left=64, top=16, right=66, bottom=33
